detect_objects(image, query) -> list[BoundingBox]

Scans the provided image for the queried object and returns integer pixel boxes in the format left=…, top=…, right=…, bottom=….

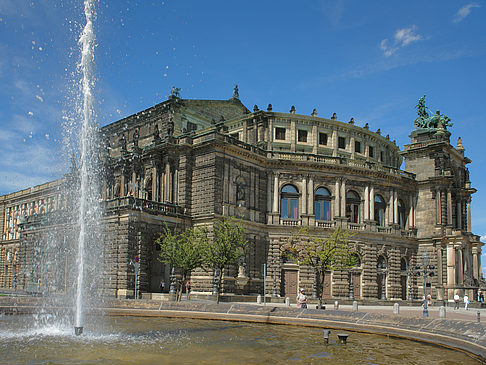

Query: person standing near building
left=186, top=281, right=191, bottom=301
left=160, top=280, right=165, bottom=293
left=454, top=293, right=460, bottom=310
left=464, top=294, right=470, bottom=310
left=296, top=288, right=307, bottom=309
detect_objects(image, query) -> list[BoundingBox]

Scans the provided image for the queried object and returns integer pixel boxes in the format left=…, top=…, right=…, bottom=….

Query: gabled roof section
left=180, top=98, right=250, bottom=123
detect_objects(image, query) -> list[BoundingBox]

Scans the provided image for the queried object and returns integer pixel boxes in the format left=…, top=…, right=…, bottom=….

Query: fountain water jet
left=73, top=0, right=98, bottom=335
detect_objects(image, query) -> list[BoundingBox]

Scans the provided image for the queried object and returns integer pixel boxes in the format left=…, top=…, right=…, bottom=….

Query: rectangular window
left=281, top=199, right=288, bottom=218
left=319, top=133, right=328, bottom=145
left=369, top=146, right=374, bottom=158
left=297, top=129, right=308, bottom=143
left=355, top=141, right=361, bottom=154
left=338, top=136, right=346, bottom=149
left=187, top=122, right=197, bottom=132
left=275, top=127, right=286, bottom=140
left=230, top=132, right=239, bottom=139
left=380, top=151, right=384, bottom=162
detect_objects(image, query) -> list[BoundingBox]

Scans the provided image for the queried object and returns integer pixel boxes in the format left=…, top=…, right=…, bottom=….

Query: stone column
left=446, top=246, right=456, bottom=300
left=151, top=166, right=157, bottom=202
left=332, top=127, right=338, bottom=157
left=273, top=174, right=279, bottom=213
left=334, top=179, right=340, bottom=218
left=340, top=179, right=346, bottom=218
left=392, top=190, right=397, bottom=224
left=369, top=186, right=375, bottom=221
left=456, top=201, right=462, bottom=230
left=308, top=177, right=314, bottom=217
left=350, top=134, right=355, bottom=159
left=302, top=176, right=307, bottom=215
left=467, top=198, right=472, bottom=232
left=165, top=164, right=171, bottom=203
left=312, top=125, right=318, bottom=154
left=458, top=248, right=464, bottom=284
left=447, top=189, right=453, bottom=226
left=242, top=120, right=248, bottom=143
left=174, top=168, right=179, bottom=205
left=437, top=247, right=443, bottom=289
left=408, top=195, right=414, bottom=228
left=435, top=190, right=441, bottom=225
left=267, top=173, right=272, bottom=213
left=253, top=119, right=258, bottom=144
left=472, top=247, right=479, bottom=280
left=364, top=185, right=369, bottom=221
left=268, top=118, right=273, bottom=150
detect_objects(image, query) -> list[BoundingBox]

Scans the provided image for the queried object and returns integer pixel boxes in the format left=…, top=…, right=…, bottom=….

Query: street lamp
left=414, top=252, right=435, bottom=317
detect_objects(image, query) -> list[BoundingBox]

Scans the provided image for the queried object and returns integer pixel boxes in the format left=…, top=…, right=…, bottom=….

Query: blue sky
left=1, top=1, right=485, bottom=265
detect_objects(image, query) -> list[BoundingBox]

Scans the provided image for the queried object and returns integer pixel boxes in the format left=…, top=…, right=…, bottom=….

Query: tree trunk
left=216, top=270, right=223, bottom=304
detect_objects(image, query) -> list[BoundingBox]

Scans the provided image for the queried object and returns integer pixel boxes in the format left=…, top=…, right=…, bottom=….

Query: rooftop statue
left=413, top=95, right=453, bottom=130
left=232, top=84, right=239, bottom=100
left=170, top=86, right=181, bottom=98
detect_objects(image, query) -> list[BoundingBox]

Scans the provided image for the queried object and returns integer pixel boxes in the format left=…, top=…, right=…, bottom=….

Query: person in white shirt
left=296, top=288, right=307, bottom=309
left=454, top=293, right=460, bottom=310
left=464, top=294, right=470, bottom=310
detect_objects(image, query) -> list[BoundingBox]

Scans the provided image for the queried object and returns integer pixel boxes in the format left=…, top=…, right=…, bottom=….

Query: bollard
left=257, top=294, right=262, bottom=304
left=334, top=301, right=339, bottom=310
left=285, top=297, right=290, bottom=307
left=337, top=333, right=349, bottom=344
left=352, top=301, right=358, bottom=312
left=439, top=306, right=446, bottom=318
left=393, top=303, right=400, bottom=315
left=322, top=329, right=331, bottom=344
left=478, top=311, right=481, bottom=323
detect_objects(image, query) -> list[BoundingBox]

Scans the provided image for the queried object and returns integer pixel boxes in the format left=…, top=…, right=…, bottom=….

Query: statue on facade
left=232, top=84, right=239, bottom=100
left=153, top=124, right=160, bottom=141
left=132, top=128, right=139, bottom=147
left=413, top=95, right=453, bottom=130
left=119, top=134, right=127, bottom=151
left=170, top=86, right=181, bottom=98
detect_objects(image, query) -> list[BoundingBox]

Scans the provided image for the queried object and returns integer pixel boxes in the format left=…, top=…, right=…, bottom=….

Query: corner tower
left=401, top=96, right=483, bottom=301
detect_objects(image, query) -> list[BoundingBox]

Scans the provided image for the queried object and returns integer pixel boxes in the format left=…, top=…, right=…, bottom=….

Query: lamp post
left=414, top=252, right=435, bottom=317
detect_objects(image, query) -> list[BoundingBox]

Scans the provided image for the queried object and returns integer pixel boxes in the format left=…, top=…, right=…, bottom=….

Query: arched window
left=374, top=195, right=386, bottom=226
left=351, top=253, right=361, bottom=268
left=400, top=257, right=408, bottom=271
left=280, top=184, right=299, bottom=219
left=346, top=190, right=360, bottom=223
left=314, top=187, right=331, bottom=221
left=377, top=256, right=387, bottom=270
left=398, top=200, right=406, bottom=229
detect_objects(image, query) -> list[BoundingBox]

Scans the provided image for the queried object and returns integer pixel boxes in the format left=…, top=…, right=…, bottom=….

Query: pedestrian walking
left=454, top=293, right=460, bottom=310
left=160, top=280, right=165, bottom=293
left=185, top=281, right=191, bottom=301
left=464, top=294, right=470, bottom=310
left=296, top=288, right=307, bottom=309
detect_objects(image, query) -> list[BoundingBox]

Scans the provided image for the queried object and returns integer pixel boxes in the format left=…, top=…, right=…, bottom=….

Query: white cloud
left=380, top=25, right=423, bottom=57
left=453, top=3, right=481, bottom=23
left=481, top=235, right=486, bottom=242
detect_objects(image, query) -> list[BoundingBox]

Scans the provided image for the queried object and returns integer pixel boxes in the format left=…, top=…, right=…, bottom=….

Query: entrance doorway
left=352, top=272, right=361, bottom=299
left=401, top=275, right=407, bottom=300
left=281, top=269, right=298, bottom=298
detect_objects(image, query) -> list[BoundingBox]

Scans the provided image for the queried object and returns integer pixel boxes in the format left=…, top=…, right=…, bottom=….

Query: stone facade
left=0, top=93, right=483, bottom=301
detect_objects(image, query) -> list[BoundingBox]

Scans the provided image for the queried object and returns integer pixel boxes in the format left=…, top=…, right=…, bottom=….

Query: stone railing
left=280, top=218, right=301, bottom=226
left=316, top=220, right=336, bottom=228
left=268, top=151, right=415, bottom=179
left=104, top=197, right=185, bottom=216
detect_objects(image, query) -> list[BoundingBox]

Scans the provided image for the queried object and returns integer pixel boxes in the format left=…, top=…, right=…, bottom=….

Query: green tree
left=281, top=227, right=358, bottom=307
left=155, top=224, right=207, bottom=301
left=203, top=218, right=248, bottom=304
